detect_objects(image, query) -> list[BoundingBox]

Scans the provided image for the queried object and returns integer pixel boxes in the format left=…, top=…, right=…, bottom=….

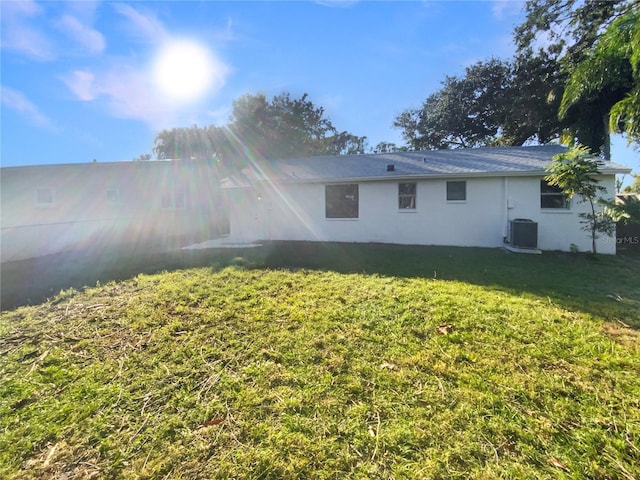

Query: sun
left=152, top=39, right=216, bottom=102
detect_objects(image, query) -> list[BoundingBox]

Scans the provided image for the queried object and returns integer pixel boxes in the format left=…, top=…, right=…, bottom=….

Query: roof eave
left=238, top=168, right=630, bottom=186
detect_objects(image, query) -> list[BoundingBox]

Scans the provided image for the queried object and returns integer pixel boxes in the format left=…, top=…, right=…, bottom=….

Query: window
left=106, top=188, right=120, bottom=204
left=174, top=191, right=186, bottom=209
left=399, top=182, right=416, bottom=209
left=326, top=184, right=358, bottom=218
left=446, top=181, right=466, bottom=201
left=161, top=191, right=173, bottom=209
left=161, top=190, right=188, bottom=210
left=36, top=187, right=55, bottom=207
left=540, top=180, right=569, bottom=209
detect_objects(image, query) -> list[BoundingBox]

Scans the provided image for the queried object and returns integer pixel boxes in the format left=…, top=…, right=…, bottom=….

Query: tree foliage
left=395, top=61, right=504, bottom=149
left=623, top=174, right=640, bottom=194
left=514, top=0, right=630, bottom=65
left=545, top=145, right=615, bottom=253
left=397, top=0, right=639, bottom=154
left=372, top=141, right=405, bottom=154
left=516, top=0, right=639, bottom=155
left=394, top=56, right=566, bottom=150
left=601, top=196, right=640, bottom=226
left=153, top=93, right=367, bottom=168
left=600, top=10, right=640, bottom=144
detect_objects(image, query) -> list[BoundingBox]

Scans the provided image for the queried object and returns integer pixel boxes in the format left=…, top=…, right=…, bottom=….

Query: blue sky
left=1, top=0, right=637, bottom=179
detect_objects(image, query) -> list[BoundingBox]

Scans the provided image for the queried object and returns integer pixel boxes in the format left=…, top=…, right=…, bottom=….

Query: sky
left=1, top=0, right=637, bottom=180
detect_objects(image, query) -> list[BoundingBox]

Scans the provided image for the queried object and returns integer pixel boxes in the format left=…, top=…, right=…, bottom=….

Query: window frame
left=398, top=182, right=417, bottom=210
left=35, top=187, right=55, bottom=207
left=161, top=189, right=188, bottom=210
left=106, top=188, right=121, bottom=205
left=540, top=180, right=570, bottom=209
left=446, top=181, right=466, bottom=201
left=173, top=190, right=187, bottom=210
left=325, top=184, right=359, bottom=219
left=160, top=191, right=173, bottom=209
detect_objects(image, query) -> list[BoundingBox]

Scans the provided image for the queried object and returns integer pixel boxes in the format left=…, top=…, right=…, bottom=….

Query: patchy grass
left=1, top=243, right=639, bottom=479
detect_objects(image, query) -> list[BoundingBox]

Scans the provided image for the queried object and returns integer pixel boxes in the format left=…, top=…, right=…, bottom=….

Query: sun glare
left=152, top=40, right=216, bottom=102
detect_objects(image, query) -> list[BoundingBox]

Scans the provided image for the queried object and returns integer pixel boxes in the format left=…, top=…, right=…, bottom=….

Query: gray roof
left=225, top=145, right=631, bottom=187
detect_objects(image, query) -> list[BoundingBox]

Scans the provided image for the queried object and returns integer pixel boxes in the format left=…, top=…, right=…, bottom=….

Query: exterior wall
left=1, top=161, right=229, bottom=262
left=227, top=174, right=619, bottom=254
left=228, top=178, right=506, bottom=247
left=505, top=175, right=617, bottom=254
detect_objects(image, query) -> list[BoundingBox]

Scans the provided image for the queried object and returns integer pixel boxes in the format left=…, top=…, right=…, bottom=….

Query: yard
left=1, top=242, right=639, bottom=479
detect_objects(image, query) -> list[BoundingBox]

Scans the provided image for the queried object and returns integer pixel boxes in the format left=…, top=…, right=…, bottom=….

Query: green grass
left=1, top=242, right=639, bottom=479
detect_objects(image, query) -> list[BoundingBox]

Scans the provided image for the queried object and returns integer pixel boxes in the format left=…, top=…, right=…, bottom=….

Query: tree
left=622, top=174, right=640, bottom=194
left=558, top=9, right=639, bottom=157
left=599, top=10, right=640, bottom=145
left=601, top=196, right=640, bottom=226
left=395, top=0, right=639, bottom=154
left=501, top=52, right=568, bottom=145
left=515, top=0, right=639, bottom=155
left=544, top=145, right=615, bottom=253
left=153, top=93, right=367, bottom=167
left=514, top=0, right=635, bottom=66
left=153, top=126, right=216, bottom=161
left=373, top=141, right=404, bottom=154
left=394, top=57, right=566, bottom=150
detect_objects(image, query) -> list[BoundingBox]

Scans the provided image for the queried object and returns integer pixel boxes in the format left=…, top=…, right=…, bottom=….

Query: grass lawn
left=1, top=242, right=639, bottom=479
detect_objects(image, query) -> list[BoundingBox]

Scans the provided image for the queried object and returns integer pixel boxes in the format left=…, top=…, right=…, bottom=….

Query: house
left=1, top=160, right=228, bottom=263
left=222, top=145, right=631, bottom=254
left=1, top=145, right=631, bottom=263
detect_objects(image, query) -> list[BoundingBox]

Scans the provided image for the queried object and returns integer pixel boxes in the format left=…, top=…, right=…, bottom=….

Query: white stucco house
left=1, top=145, right=631, bottom=263
left=222, top=145, right=631, bottom=254
left=0, top=160, right=228, bottom=263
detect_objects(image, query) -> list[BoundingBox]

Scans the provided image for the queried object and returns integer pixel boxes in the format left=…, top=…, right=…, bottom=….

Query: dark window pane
left=399, top=182, right=416, bottom=209
left=540, top=180, right=569, bottom=209
left=541, top=195, right=567, bottom=208
left=399, top=183, right=416, bottom=196
left=540, top=180, right=564, bottom=194
left=326, top=184, right=359, bottom=218
left=399, top=196, right=416, bottom=209
left=446, top=181, right=466, bottom=201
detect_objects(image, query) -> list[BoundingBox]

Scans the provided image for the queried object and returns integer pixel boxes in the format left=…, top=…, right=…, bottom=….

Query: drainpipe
left=503, top=177, right=510, bottom=243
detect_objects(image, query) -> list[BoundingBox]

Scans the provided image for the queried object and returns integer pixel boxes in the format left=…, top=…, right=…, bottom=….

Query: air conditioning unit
left=510, top=218, right=538, bottom=248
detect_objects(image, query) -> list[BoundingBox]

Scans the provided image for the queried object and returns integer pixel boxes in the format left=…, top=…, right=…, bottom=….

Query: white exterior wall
left=227, top=177, right=507, bottom=247
left=505, top=175, right=617, bottom=254
left=227, top=174, right=618, bottom=254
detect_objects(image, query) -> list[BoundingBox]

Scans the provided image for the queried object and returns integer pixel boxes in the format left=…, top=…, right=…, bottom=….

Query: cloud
left=55, top=14, right=106, bottom=55
left=63, top=70, right=97, bottom=101
left=1, top=1, right=106, bottom=60
left=1, top=86, right=53, bottom=128
left=206, top=106, right=232, bottom=125
left=0, top=0, right=55, bottom=60
left=4, top=0, right=42, bottom=16
left=112, top=3, right=168, bottom=43
left=492, top=0, right=524, bottom=20
left=62, top=66, right=167, bottom=127
left=61, top=4, right=232, bottom=130
left=62, top=61, right=228, bottom=130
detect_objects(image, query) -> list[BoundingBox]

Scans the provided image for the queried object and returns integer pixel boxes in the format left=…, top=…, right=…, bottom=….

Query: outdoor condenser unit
left=509, top=218, right=538, bottom=249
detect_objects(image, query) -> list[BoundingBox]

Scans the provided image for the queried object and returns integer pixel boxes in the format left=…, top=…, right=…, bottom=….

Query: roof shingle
left=226, top=145, right=631, bottom=187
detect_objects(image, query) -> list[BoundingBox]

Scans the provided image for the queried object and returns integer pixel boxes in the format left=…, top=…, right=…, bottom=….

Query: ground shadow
left=2, top=241, right=639, bottom=330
